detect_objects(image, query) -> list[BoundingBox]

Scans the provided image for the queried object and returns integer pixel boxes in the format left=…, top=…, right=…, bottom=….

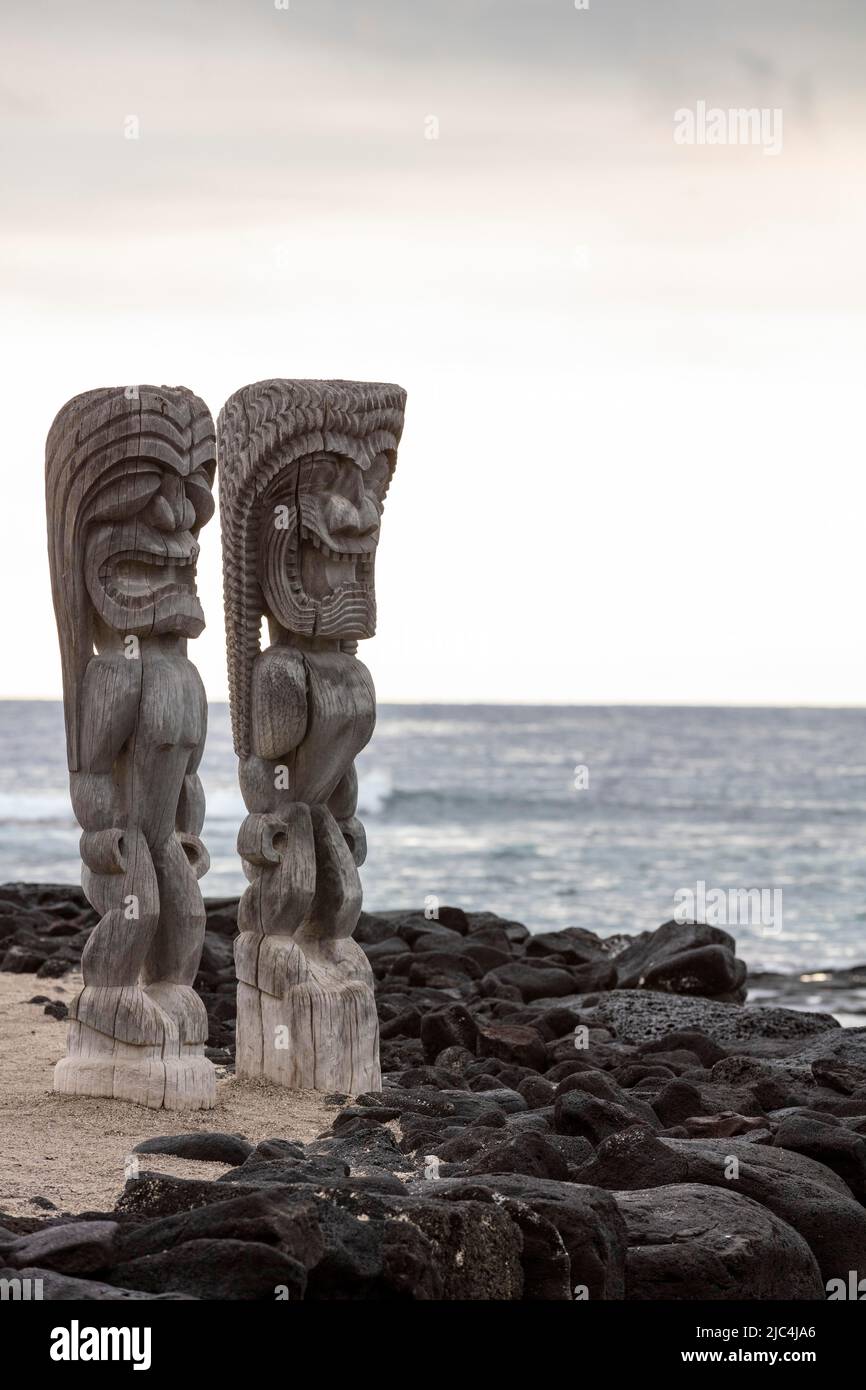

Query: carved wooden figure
left=218, top=380, right=406, bottom=1092
left=46, top=386, right=217, bottom=1109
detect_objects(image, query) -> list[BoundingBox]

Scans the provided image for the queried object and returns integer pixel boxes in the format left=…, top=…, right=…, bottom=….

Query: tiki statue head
left=218, top=379, right=406, bottom=755
left=257, top=445, right=392, bottom=641
left=46, top=386, right=216, bottom=768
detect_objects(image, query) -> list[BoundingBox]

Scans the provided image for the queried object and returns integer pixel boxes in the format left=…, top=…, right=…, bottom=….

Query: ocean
left=1, top=701, right=864, bottom=976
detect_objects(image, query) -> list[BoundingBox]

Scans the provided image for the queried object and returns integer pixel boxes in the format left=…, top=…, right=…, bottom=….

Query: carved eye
left=185, top=469, right=215, bottom=529
left=366, top=453, right=392, bottom=499
left=88, top=470, right=162, bottom=521
left=307, top=456, right=339, bottom=492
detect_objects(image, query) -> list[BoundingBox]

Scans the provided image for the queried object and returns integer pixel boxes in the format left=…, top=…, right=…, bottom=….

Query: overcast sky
left=2, top=0, right=865, bottom=703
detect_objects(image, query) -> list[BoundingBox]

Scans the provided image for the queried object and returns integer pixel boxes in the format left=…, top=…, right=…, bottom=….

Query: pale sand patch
left=0, top=971, right=336, bottom=1217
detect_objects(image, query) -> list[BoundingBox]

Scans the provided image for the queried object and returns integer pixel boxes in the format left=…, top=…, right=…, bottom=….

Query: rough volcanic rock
left=423, top=1175, right=627, bottom=1300
left=480, top=964, right=575, bottom=1001
left=614, top=1182, right=825, bottom=1300
left=678, top=1113, right=767, bottom=1138
left=583, top=990, right=839, bottom=1045
left=554, top=1094, right=651, bottom=1145
left=364, top=938, right=411, bottom=968
left=355, top=912, right=400, bottom=945
left=457, top=1132, right=572, bottom=1181
left=111, top=1190, right=325, bottom=1270
left=465, top=911, right=531, bottom=948
left=420, top=1004, right=479, bottom=1061
left=614, top=920, right=746, bottom=1000
left=772, top=1114, right=866, bottom=1202
left=110, top=1238, right=309, bottom=1300
left=485, top=1197, right=572, bottom=1299
left=215, top=1156, right=405, bottom=1195
left=306, top=1189, right=524, bottom=1300
left=7, top=881, right=863, bottom=1303
left=6, top=1221, right=118, bottom=1276
left=651, top=1078, right=769, bottom=1128
left=377, top=1007, right=420, bottom=1043
left=578, top=1125, right=866, bottom=1285
left=133, top=1133, right=253, bottom=1166
left=779, top=1026, right=866, bottom=1070
left=525, top=929, right=608, bottom=964
left=517, top=1075, right=557, bottom=1108
left=555, top=1069, right=659, bottom=1125
left=1, top=946, right=45, bottom=973
left=115, top=1173, right=257, bottom=1219
left=641, top=1030, right=729, bottom=1067
left=301, top=1122, right=408, bottom=1177
left=476, top=1021, right=548, bottom=1071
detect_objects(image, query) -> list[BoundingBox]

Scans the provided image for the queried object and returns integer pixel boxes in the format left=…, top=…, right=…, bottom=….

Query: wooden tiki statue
left=46, top=386, right=217, bottom=1110
left=218, top=379, right=406, bottom=1092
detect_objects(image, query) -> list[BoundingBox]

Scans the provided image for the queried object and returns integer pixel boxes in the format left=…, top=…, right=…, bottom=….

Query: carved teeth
left=300, top=529, right=371, bottom=564
left=100, top=548, right=197, bottom=604
left=108, top=550, right=196, bottom=570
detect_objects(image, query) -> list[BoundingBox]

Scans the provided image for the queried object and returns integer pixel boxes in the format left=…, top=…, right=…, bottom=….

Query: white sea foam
left=357, top=768, right=392, bottom=816
left=203, top=770, right=392, bottom=820
left=203, top=788, right=247, bottom=820
left=0, top=772, right=393, bottom=825
left=1, top=701, right=864, bottom=973
left=0, top=791, right=73, bottom=823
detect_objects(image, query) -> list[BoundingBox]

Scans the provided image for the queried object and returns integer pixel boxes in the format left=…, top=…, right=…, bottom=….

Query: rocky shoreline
left=2, top=882, right=865, bottom=1300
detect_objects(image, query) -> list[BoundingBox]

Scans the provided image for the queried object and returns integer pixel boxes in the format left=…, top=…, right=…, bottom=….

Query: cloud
left=2, top=0, right=866, bottom=703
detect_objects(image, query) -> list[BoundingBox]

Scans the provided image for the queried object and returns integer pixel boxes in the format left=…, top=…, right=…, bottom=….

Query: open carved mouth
left=295, top=524, right=374, bottom=601
left=100, top=544, right=198, bottom=605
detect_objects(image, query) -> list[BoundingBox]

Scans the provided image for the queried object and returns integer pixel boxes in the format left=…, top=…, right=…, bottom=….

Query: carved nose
left=146, top=477, right=195, bottom=531
left=324, top=494, right=379, bottom=538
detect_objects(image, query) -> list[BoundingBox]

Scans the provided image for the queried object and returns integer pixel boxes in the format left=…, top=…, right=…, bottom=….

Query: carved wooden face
left=83, top=456, right=215, bottom=637
left=258, top=449, right=392, bottom=639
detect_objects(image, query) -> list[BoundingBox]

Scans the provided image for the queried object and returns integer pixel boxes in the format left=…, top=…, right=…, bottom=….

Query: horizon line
left=3, top=697, right=866, bottom=712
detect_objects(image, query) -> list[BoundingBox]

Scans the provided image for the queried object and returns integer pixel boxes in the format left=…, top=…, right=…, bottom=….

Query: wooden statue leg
left=141, top=836, right=215, bottom=1109
left=54, top=829, right=215, bottom=1110
left=235, top=805, right=380, bottom=1092
left=234, top=804, right=316, bottom=1081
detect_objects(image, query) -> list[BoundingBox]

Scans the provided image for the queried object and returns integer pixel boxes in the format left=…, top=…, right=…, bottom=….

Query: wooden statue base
left=235, top=978, right=381, bottom=1093
left=54, top=983, right=216, bottom=1110
left=54, top=1048, right=216, bottom=1111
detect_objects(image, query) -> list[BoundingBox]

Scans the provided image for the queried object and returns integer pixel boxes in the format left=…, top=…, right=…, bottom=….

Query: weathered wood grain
left=217, top=379, right=406, bottom=1092
left=46, top=386, right=217, bottom=1110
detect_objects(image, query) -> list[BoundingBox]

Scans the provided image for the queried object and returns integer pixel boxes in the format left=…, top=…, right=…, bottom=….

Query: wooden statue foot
left=54, top=1033, right=215, bottom=1110
left=235, top=979, right=381, bottom=1093
left=54, top=983, right=215, bottom=1108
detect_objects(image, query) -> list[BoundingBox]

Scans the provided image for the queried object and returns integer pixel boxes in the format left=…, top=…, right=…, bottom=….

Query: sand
left=0, top=971, right=336, bottom=1217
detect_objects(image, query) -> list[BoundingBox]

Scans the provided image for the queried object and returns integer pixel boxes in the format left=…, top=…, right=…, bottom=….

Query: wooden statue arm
left=237, top=809, right=302, bottom=866
left=328, top=766, right=367, bottom=867
left=77, top=654, right=141, bottom=770
left=328, top=766, right=359, bottom=821
left=250, top=648, right=308, bottom=762
left=176, top=724, right=207, bottom=836
left=173, top=725, right=209, bottom=878
left=177, top=772, right=206, bottom=837
left=70, top=655, right=141, bottom=834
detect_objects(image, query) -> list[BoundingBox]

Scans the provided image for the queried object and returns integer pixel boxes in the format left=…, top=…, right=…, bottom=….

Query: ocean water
left=1, top=701, right=865, bottom=975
